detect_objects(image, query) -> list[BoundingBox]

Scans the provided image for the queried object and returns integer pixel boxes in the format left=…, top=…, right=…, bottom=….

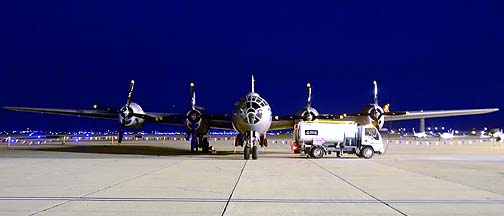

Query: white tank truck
left=292, top=120, right=384, bottom=159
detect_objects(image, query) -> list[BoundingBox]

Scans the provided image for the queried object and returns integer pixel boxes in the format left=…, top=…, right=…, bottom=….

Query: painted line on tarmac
left=221, top=160, right=247, bottom=216
left=309, top=160, right=409, bottom=216
left=1, top=197, right=504, bottom=204
left=27, top=160, right=182, bottom=216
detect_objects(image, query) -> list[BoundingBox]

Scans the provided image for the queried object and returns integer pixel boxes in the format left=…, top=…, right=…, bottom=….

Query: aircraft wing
left=4, top=106, right=186, bottom=125
left=269, top=120, right=296, bottom=131
left=5, top=106, right=235, bottom=129
left=208, top=120, right=234, bottom=130
left=384, top=108, right=499, bottom=121
left=4, top=106, right=119, bottom=119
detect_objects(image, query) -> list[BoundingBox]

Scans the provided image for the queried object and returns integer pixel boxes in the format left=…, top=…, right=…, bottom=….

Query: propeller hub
left=120, top=106, right=133, bottom=118
left=366, top=105, right=384, bottom=129
left=187, top=109, right=201, bottom=124
left=303, top=111, right=314, bottom=121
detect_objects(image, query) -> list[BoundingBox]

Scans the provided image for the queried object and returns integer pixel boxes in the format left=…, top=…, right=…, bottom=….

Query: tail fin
left=251, top=75, right=255, bottom=93
left=373, top=80, right=378, bottom=105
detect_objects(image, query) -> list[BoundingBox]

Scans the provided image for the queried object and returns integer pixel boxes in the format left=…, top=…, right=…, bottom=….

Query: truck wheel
left=361, top=146, right=374, bottom=159
left=244, top=146, right=250, bottom=160
left=252, top=145, right=258, bottom=160
left=310, top=146, right=324, bottom=159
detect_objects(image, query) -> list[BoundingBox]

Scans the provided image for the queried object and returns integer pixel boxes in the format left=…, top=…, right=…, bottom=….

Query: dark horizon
left=1, top=1, right=503, bottom=132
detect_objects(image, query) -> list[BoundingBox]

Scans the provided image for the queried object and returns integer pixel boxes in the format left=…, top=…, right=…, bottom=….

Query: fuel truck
left=291, top=120, right=384, bottom=159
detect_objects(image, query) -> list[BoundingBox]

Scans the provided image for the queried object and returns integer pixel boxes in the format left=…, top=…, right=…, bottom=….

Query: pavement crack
left=309, top=160, right=408, bottom=216
left=28, top=160, right=181, bottom=216
left=221, top=160, right=247, bottom=216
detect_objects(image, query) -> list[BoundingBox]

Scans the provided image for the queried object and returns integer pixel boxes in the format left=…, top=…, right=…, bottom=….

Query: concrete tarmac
left=1, top=137, right=504, bottom=215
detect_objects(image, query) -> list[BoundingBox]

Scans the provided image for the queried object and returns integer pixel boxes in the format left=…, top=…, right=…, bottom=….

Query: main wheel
left=244, top=146, right=250, bottom=160
left=310, top=146, right=324, bottom=159
left=361, top=146, right=374, bottom=159
left=252, top=145, right=258, bottom=160
left=190, top=138, right=198, bottom=152
left=201, top=138, right=209, bottom=153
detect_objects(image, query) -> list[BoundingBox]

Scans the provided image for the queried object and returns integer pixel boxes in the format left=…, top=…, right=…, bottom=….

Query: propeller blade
left=191, top=122, right=197, bottom=149
left=373, top=80, right=378, bottom=105
left=126, top=80, right=135, bottom=107
left=118, top=121, right=125, bottom=143
left=190, top=82, right=195, bottom=110
left=306, top=82, right=312, bottom=110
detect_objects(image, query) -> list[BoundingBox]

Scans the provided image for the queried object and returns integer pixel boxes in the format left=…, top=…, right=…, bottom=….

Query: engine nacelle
left=118, top=102, right=145, bottom=129
left=296, top=106, right=319, bottom=121
left=185, top=107, right=211, bottom=138
left=185, top=108, right=203, bottom=129
left=359, top=104, right=385, bottom=129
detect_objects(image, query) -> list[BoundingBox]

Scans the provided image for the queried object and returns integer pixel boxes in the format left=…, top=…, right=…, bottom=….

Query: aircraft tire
left=252, top=145, right=258, bottom=160
left=201, top=138, right=209, bottom=153
left=310, top=146, right=324, bottom=159
left=244, top=146, right=250, bottom=160
left=191, top=138, right=198, bottom=152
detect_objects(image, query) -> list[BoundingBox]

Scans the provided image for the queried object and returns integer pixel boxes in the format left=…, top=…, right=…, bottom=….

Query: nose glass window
left=240, top=95, right=268, bottom=124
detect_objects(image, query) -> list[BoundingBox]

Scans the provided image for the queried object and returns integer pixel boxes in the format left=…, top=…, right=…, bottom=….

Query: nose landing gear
left=243, top=131, right=259, bottom=160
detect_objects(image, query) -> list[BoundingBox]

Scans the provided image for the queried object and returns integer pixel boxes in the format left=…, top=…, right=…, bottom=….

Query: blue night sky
left=1, top=1, right=503, bottom=131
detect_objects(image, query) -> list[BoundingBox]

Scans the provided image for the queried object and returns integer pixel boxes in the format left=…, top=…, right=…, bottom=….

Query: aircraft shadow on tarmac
left=9, top=145, right=292, bottom=159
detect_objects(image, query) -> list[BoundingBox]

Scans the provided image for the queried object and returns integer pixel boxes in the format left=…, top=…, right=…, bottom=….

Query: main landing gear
left=190, top=135, right=211, bottom=153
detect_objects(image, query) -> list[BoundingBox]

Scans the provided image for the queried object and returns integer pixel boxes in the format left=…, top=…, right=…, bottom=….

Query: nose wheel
left=243, top=144, right=259, bottom=160
left=244, top=145, right=250, bottom=160
left=243, top=131, right=259, bottom=160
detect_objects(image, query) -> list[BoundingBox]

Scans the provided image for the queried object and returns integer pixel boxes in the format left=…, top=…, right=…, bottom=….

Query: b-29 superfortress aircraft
left=4, top=76, right=499, bottom=160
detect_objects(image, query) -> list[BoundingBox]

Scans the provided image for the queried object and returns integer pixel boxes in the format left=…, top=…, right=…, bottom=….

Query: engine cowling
left=296, top=106, right=319, bottom=121
left=185, top=108, right=203, bottom=131
left=118, top=102, right=145, bottom=128
left=360, top=104, right=385, bottom=129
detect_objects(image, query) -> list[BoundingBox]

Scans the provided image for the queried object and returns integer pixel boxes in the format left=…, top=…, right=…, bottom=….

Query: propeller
left=188, top=82, right=198, bottom=147
left=350, top=80, right=406, bottom=128
left=93, top=80, right=137, bottom=143
left=304, top=82, right=315, bottom=121
left=118, top=80, right=135, bottom=143
left=275, top=83, right=319, bottom=121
